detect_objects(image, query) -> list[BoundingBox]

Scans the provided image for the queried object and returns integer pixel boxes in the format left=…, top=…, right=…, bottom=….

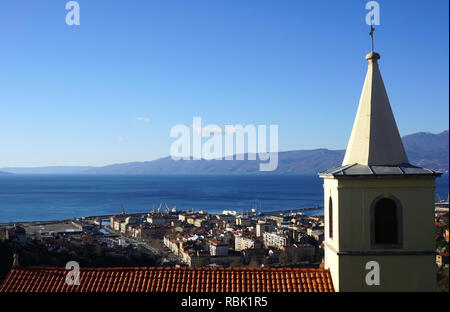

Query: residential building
left=1, top=225, right=26, bottom=244
left=256, top=222, right=275, bottom=237
left=263, top=232, right=289, bottom=249
left=209, top=239, right=229, bottom=256
left=186, top=251, right=210, bottom=267
left=147, top=216, right=170, bottom=225
left=194, top=219, right=208, bottom=228
left=235, top=235, right=261, bottom=251
left=110, top=215, right=126, bottom=232
left=236, top=218, right=251, bottom=227
left=163, top=235, right=180, bottom=256
left=436, top=253, right=449, bottom=267
left=283, top=244, right=315, bottom=260
left=309, top=229, right=324, bottom=242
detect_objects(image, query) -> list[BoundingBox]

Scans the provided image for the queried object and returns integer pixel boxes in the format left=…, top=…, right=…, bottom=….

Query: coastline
left=0, top=206, right=325, bottom=226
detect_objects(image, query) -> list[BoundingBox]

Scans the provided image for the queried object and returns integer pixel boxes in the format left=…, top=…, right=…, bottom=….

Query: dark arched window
left=371, top=197, right=402, bottom=248
left=328, top=197, right=333, bottom=239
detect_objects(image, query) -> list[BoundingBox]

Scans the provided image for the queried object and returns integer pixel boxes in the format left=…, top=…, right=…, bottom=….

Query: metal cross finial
left=369, top=22, right=375, bottom=52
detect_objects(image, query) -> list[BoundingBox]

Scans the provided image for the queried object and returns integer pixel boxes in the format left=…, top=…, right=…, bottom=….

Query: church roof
left=0, top=266, right=334, bottom=292
left=342, top=51, right=409, bottom=166
left=319, top=163, right=441, bottom=178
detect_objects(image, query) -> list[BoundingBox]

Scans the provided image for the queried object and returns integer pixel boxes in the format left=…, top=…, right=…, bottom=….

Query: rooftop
left=319, top=163, right=442, bottom=178
left=0, top=266, right=334, bottom=292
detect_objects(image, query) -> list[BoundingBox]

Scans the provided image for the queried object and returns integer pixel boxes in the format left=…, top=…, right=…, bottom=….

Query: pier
left=258, top=207, right=324, bottom=216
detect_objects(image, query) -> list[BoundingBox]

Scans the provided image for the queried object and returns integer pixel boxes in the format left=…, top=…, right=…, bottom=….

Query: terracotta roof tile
left=0, top=267, right=333, bottom=293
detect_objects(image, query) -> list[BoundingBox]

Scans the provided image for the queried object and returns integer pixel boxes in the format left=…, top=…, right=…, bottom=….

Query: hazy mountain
left=3, top=130, right=447, bottom=175
left=86, top=130, right=449, bottom=175
left=0, top=171, right=12, bottom=175
left=402, top=130, right=449, bottom=173
left=85, top=149, right=346, bottom=175
left=0, top=166, right=95, bottom=175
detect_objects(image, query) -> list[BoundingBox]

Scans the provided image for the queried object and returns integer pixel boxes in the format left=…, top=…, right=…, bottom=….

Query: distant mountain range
left=86, top=130, right=449, bottom=175
left=402, top=130, right=448, bottom=173
left=85, top=149, right=346, bottom=175
left=1, top=130, right=448, bottom=175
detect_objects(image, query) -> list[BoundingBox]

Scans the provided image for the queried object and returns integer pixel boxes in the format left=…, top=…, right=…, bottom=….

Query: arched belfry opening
left=371, top=197, right=402, bottom=248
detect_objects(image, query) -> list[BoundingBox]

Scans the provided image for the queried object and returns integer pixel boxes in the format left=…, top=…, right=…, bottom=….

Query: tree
left=291, top=251, right=301, bottom=264
left=437, top=266, right=449, bottom=292
left=230, top=258, right=244, bottom=267
left=248, top=256, right=260, bottom=268
left=279, top=251, right=290, bottom=265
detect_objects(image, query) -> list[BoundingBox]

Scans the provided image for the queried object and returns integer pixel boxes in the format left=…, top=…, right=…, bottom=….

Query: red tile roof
left=0, top=267, right=334, bottom=292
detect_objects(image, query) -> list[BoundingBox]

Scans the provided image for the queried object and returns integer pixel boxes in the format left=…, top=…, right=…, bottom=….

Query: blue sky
left=0, top=0, right=448, bottom=167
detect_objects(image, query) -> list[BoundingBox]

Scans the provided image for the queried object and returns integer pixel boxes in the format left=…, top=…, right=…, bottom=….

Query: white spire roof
left=342, top=52, right=409, bottom=166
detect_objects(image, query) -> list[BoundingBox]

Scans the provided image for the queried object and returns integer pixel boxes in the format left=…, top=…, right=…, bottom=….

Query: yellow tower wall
left=323, top=176, right=437, bottom=292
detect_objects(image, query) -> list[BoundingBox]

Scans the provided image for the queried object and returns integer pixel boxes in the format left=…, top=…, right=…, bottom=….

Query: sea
left=0, top=174, right=448, bottom=223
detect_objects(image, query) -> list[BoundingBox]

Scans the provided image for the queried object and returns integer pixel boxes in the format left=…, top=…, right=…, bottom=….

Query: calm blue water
left=0, top=174, right=448, bottom=223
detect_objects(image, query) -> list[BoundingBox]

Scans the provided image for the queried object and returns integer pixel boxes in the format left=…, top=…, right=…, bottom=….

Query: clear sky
left=0, top=0, right=448, bottom=167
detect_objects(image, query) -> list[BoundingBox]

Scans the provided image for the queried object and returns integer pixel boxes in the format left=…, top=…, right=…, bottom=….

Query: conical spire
left=342, top=51, right=409, bottom=166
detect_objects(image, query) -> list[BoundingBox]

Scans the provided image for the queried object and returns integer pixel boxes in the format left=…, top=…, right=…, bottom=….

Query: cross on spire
left=369, top=23, right=375, bottom=52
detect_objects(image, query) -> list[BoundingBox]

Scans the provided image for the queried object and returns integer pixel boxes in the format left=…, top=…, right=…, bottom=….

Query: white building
left=234, top=236, right=260, bottom=251
left=147, top=216, right=170, bottom=225
left=163, top=235, right=180, bottom=256
left=256, top=222, right=275, bottom=237
left=263, top=232, right=289, bottom=249
left=209, top=239, right=229, bottom=256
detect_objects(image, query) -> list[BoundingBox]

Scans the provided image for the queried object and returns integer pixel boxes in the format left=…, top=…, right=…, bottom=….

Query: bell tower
left=319, top=39, right=442, bottom=291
